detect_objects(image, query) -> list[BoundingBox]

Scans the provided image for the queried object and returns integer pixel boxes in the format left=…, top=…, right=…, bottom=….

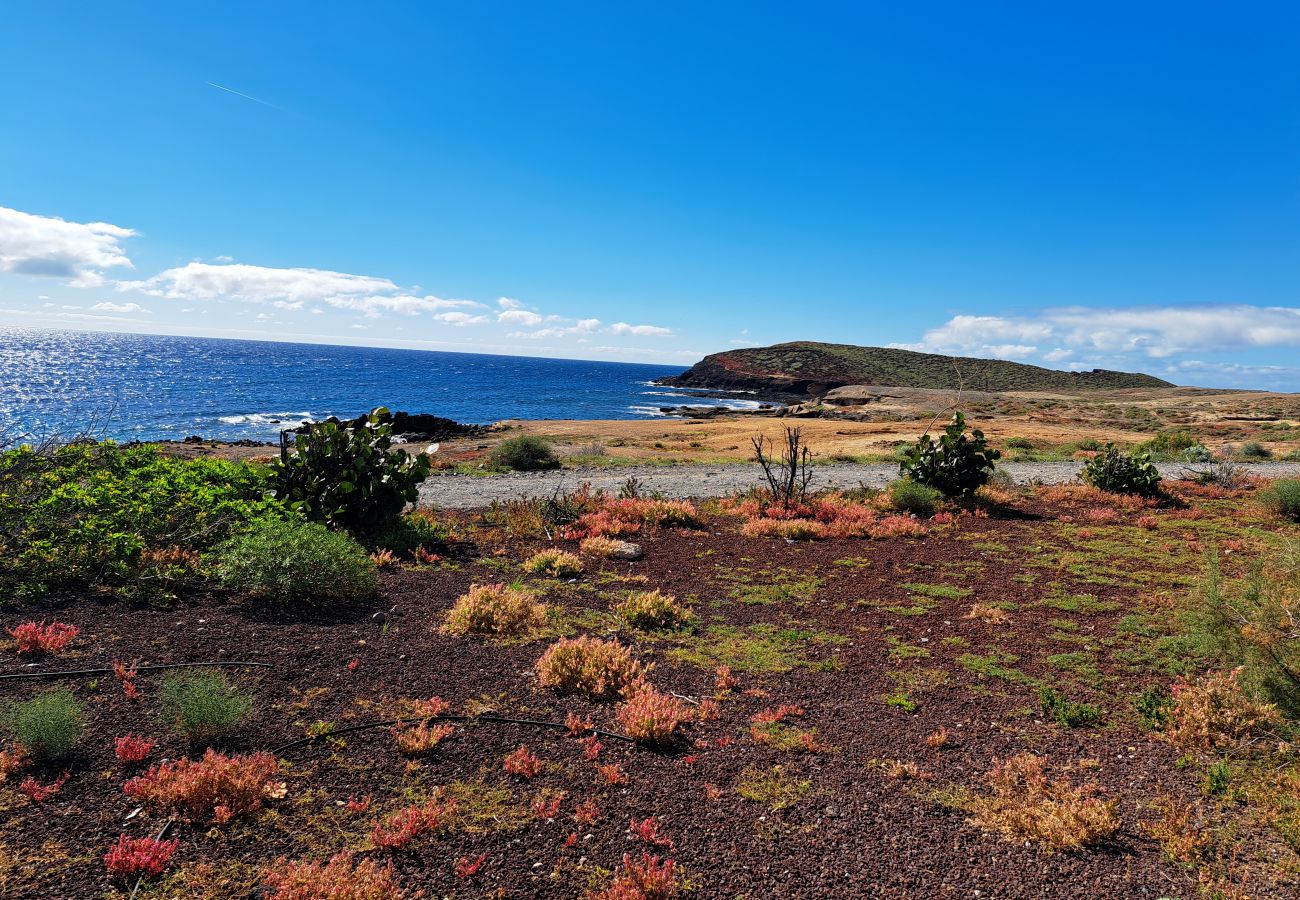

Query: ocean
left=0, top=329, right=760, bottom=443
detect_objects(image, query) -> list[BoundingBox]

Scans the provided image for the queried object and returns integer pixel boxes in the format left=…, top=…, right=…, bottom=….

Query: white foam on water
left=217, top=412, right=315, bottom=426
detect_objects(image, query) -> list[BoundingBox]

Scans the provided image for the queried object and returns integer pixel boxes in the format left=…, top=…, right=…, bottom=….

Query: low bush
left=370, top=792, right=457, bottom=850
left=1260, top=479, right=1300, bottom=522
left=1081, top=444, right=1161, bottom=497
left=159, top=669, right=253, bottom=744
left=6, top=688, right=84, bottom=761
left=123, top=748, right=283, bottom=823
left=503, top=744, right=543, bottom=778
left=214, top=519, right=378, bottom=602
left=614, top=590, right=695, bottom=631
left=535, top=636, right=646, bottom=699
left=1140, top=430, right=1200, bottom=461
left=7, top=621, right=78, bottom=656
left=0, top=442, right=283, bottom=595
left=1164, top=669, right=1282, bottom=750
left=369, top=508, right=450, bottom=556
left=591, top=851, right=678, bottom=900
left=103, top=835, right=180, bottom=881
left=898, top=413, right=1000, bottom=498
left=1193, top=552, right=1300, bottom=716
left=490, top=436, right=560, bottom=471
left=443, top=583, right=546, bottom=637
left=263, top=852, right=412, bottom=900
left=966, top=753, right=1120, bottom=851
left=270, top=407, right=432, bottom=534
left=114, top=734, right=157, bottom=763
left=888, top=479, right=942, bottom=517
left=617, top=686, right=692, bottom=746
left=524, top=548, right=584, bottom=578
left=1239, top=441, right=1272, bottom=460
left=579, top=536, right=623, bottom=557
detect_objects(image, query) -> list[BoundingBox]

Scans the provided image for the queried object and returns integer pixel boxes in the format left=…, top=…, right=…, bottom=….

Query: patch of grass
left=719, top=567, right=823, bottom=607
left=886, top=637, right=931, bottom=660
left=884, top=692, right=918, bottom=712
left=1045, top=651, right=1103, bottom=687
left=1037, top=593, right=1120, bottom=614
left=159, top=669, right=253, bottom=744
left=6, top=689, right=85, bottom=761
left=901, top=582, right=972, bottom=600
left=957, top=650, right=1037, bottom=686
left=1038, top=686, right=1102, bottom=727
left=736, top=765, right=812, bottom=810
left=668, top=624, right=842, bottom=674
left=442, top=780, right=530, bottom=833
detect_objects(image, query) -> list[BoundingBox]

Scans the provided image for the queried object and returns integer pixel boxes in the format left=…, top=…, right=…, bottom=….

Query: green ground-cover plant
left=214, top=519, right=378, bottom=602
left=898, top=413, right=1000, bottom=498
left=1260, top=479, right=1300, bottom=522
left=369, top=508, right=451, bottom=555
left=888, top=479, right=942, bottom=516
left=0, top=442, right=283, bottom=594
left=1038, top=686, right=1102, bottom=727
left=1081, top=444, right=1161, bottom=497
left=271, top=407, right=431, bottom=534
left=159, top=669, right=253, bottom=744
left=6, top=688, right=85, bottom=760
left=489, top=436, right=560, bottom=471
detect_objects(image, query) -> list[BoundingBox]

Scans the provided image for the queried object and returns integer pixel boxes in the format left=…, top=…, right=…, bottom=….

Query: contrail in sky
left=206, top=81, right=280, bottom=109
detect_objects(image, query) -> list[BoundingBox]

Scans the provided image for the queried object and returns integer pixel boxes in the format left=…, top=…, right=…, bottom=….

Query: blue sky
left=1, top=1, right=1298, bottom=386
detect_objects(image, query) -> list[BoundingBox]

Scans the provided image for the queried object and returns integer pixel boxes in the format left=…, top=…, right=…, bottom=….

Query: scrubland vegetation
left=1, top=413, right=1299, bottom=897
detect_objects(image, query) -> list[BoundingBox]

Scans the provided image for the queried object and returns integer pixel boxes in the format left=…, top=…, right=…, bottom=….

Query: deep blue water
left=0, top=329, right=755, bottom=443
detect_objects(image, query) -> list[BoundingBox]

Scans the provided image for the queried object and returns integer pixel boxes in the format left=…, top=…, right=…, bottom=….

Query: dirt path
left=418, top=460, right=1300, bottom=508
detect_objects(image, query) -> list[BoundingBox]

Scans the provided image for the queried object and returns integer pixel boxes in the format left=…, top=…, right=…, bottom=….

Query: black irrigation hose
left=272, top=713, right=635, bottom=755
left=0, top=660, right=272, bottom=682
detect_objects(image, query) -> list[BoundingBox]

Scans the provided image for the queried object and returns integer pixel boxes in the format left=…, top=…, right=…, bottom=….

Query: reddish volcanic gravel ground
left=2, top=487, right=1297, bottom=898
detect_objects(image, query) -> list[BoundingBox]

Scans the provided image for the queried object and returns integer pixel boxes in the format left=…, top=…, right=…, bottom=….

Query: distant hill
left=658, top=341, right=1173, bottom=397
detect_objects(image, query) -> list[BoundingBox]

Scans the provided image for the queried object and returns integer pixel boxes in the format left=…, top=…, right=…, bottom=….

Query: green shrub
left=7, top=688, right=85, bottom=760
left=1181, top=445, right=1214, bottom=463
left=1260, top=479, right=1300, bottom=522
left=489, top=436, right=560, bottom=471
left=614, top=589, right=696, bottom=631
left=159, top=669, right=253, bottom=744
left=369, top=508, right=450, bottom=555
left=898, top=413, right=1000, bottom=498
left=1239, top=441, right=1272, bottom=460
left=270, top=407, right=431, bottom=535
left=1038, top=686, right=1101, bottom=727
left=1139, top=430, right=1200, bottom=461
left=0, top=442, right=282, bottom=594
left=1080, top=444, right=1160, bottom=497
left=1135, top=685, right=1174, bottom=731
left=1076, top=438, right=1103, bottom=452
left=888, top=479, right=942, bottom=517
left=214, top=520, right=378, bottom=602
left=1003, top=437, right=1035, bottom=450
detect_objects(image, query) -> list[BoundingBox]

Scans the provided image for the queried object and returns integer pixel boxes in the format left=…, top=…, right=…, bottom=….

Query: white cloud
left=0, top=205, right=136, bottom=285
left=497, top=297, right=523, bottom=310
left=609, top=322, right=674, bottom=337
left=123, top=261, right=486, bottom=319
left=90, top=301, right=147, bottom=313
left=434, top=311, right=489, bottom=326
left=498, top=308, right=544, bottom=327
left=900, top=304, right=1300, bottom=364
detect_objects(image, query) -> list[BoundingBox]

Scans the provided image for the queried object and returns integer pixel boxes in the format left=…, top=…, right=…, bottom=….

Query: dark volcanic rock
left=293, top=412, right=489, bottom=441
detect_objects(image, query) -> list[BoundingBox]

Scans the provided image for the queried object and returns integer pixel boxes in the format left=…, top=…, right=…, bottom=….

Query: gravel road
left=418, top=460, right=1300, bottom=509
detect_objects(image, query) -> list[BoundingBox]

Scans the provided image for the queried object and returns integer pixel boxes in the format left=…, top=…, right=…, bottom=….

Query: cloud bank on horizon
left=1, top=201, right=1298, bottom=388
